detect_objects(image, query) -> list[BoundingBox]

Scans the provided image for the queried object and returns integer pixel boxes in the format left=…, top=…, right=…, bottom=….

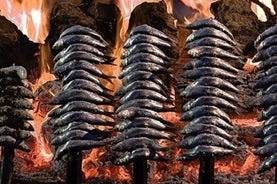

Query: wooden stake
left=66, top=151, right=82, bottom=184
left=0, top=146, right=15, bottom=184
left=198, top=156, right=215, bottom=184
left=133, top=159, right=148, bottom=184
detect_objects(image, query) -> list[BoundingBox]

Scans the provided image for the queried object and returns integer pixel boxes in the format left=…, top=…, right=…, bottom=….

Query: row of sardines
left=1, top=18, right=275, bottom=175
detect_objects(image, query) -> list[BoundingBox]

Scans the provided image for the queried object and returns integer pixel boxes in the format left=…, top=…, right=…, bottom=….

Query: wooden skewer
left=198, top=156, right=215, bottom=184
left=0, top=146, right=15, bottom=184
left=133, top=159, right=148, bottom=184
left=66, top=150, right=83, bottom=184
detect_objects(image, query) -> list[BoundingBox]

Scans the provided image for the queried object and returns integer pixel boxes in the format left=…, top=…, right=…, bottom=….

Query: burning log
left=252, top=24, right=277, bottom=181
left=178, top=18, right=244, bottom=184
left=0, top=66, right=34, bottom=184
left=44, top=25, right=115, bottom=184
left=112, top=24, right=176, bottom=184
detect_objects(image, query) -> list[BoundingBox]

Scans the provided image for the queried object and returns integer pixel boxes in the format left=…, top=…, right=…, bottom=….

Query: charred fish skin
left=258, top=153, right=277, bottom=173
left=186, top=27, right=236, bottom=46
left=185, top=18, right=235, bottom=40
left=255, top=25, right=277, bottom=48
left=252, top=45, right=277, bottom=62
left=115, top=80, right=169, bottom=97
left=182, top=67, right=238, bottom=80
left=53, top=34, right=109, bottom=50
left=257, top=104, right=277, bottom=121
left=183, top=57, right=239, bottom=74
left=254, top=143, right=277, bottom=157
left=114, top=147, right=168, bottom=165
left=264, top=83, right=277, bottom=95
left=124, top=33, right=173, bottom=48
left=256, top=35, right=277, bottom=51
left=182, top=96, right=237, bottom=112
left=120, top=52, right=170, bottom=67
left=177, top=145, right=234, bottom=162
left=179, top=133, right=236, bottom=150
left=121, top=42, right=171, bottom=61
left=254, top=56, right=277, bottom=72
left=129, top=24, right=176, bottom=44
left=254, top=73, right=277, bottom=90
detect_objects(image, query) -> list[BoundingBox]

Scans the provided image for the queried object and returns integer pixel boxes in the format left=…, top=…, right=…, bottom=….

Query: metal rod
left=133, top=159, right=148, bottom=184
left=274, top=166, right=277, bottom=184
left=66, top=150, right=83, bottom=184
left=0, top=146, right=15, bottom=184
left=198, top=156, right=215, bottom=184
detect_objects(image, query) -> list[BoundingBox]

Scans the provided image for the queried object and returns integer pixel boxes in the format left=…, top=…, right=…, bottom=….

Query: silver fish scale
left=251, top=25, right=277, bottom=173
left=0, top=65, right=34, bottom=152
left=48, top=25, right=114, bottom=160
left=178, top=18, right=241, bottom=162
left=113, top=24, right=176, bottom=165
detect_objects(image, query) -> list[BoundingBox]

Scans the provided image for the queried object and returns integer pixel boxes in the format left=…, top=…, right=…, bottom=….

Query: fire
left=0, top=0, right=56, bottom=43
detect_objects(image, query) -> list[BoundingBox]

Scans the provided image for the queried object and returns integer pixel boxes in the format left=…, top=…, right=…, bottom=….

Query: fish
left=186, top=27, right=236, bottom=46
left=54, top=139, right=107, bottom=160
left=0, top=135, right=16, bottom=147
left=183, top=57, right=239, bottom=73
left=252, top=45, right=277, bottom=62
left=185, top=37, right=241, bottom=54
left=0, top=97, right=33, bottom=109
left=187, top=46, right=241, bottom=60
left=0, top=107, right=33, bottom=120
left=51, top=129, right=108, bottom=145
left=182, top=67, right=238, bottom=80
left=121, top=71, right=168, bottom=92
left=0, top=85, right=34, bottom=98
left=0, top=77, right=28, bottom=87
left=111, top=137, right=167, bottom=152
left=116, top=107, right=171, bottom=125
left=181, top=105, right=232, bottom=123
left=118, top=62, right=172, bottom=79
left=59, top=25, right=108, bottom=45
left=112, top=127, right=174, bottom=144
left=254, top=143, right=277, bottom=156
left=257, top=104, right=277, bottom=121
left=129, top=24, right=175, bottom=43
left=120, top=52, right=170, bottom=67
left=254, top=56, right=277, bottom=72
left=53, top=35, right=109, bottom=50
left=254, top=73, right=277, bottom=89
left=0, top=66, right=27, bottom=80
left=182, top=96, right=237, bottom=112
left=257, top=153, right=277, bottom=173
left=264, top=115, right=277, bottom=128
left=54, top=43, right=106, bottom=61
left=254, top=25, right=277, bottom=47
left=256, top=133, right=277, bottom=147
left=54, top=60, right=115, bottom=81
left=182, top=76, right=239, bottom=93
left=185, top=18, right=235, bottom=40
left=62, top=69, right=112, bottom=86
left=17, top=141, right=31, bottom=152
left=48, top=100, right=113, bottom=118
left=181, top=123, right=233, bottom=140
left=252, top=93, right=277, bottom=108
left=256, top=66, right=277, bottom=79
left=179, top=133, right=236, bottom=150
left=115, top=99, right=175, bottom=113
left=114, top=147, right=168, bottom=165
left=53, top=111, right=114, bottom=127
left=124, top=33, right=172, bottom=48
left=61, top=78, right=113, bottom=99
left=121, top=42, right=170, bottom=61
left=20, top=121, right=35, bottom=131
left=114, top=117, right=174, bottom=131
left=177, top=145, right=234, bottom=161
left=186, top=116, right=234, bottom=131
left=256, top=35, right=277, bottom=51
left=54, top=51, right=114, bottom=66
left=54, top=122, right=111, bottom=135
left=119, top=89, right=173, bottom=104
left=264, top=83, right=277, bottom=95
left=49, top=89, right=112, bottom=105
left=180, top=85, right=238, bottom=103
left=257, top=123, right=277, bottom=138
left=115, top=80, right=169, bottom=97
